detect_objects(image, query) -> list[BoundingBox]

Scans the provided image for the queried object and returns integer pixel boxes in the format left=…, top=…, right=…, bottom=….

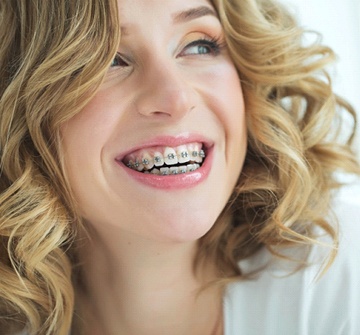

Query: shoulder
left=329, top=173, right=360, bottom=280
left=224, top=173, right=360, bottom=335
left=332, top=172, right=360, bottom=240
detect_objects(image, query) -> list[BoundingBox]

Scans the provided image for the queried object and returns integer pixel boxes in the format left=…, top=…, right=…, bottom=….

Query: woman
left=0, top=0, right=359, bottom=334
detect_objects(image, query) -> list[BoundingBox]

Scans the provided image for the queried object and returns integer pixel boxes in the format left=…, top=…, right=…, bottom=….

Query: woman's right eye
left=110, top=53, right=129, bottom=68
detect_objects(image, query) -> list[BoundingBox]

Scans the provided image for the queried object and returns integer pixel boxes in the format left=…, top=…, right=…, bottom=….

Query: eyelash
left=180, top=37, right=224, bottom=57
left=110, top=36, right=224, bottom=68
left=110, top=53, right=128, bottom=68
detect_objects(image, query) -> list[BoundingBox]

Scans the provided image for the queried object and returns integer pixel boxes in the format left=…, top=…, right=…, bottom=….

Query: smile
left=121, top=142, right=206, bottom=176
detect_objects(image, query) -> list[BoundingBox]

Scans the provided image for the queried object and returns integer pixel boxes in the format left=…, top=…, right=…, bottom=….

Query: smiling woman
left=60, top=0, right=246, bottom=249
left=0, top=0, right=359, bottom=335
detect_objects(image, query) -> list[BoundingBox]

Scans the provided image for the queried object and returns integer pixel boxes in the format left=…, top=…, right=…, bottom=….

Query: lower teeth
left=144, top=163, right=201, bottom=175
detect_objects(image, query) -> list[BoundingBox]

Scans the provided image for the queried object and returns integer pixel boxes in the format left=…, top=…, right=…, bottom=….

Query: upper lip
left=115, top=133, right=214, bottom=162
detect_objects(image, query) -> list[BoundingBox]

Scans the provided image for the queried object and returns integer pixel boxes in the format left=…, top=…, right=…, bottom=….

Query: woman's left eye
left=110, top=53, right=129, bottom=68
left=180, top=38, right=223, bottom=57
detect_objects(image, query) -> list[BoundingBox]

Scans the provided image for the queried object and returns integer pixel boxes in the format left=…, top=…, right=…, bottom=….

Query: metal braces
left=127, top=150, right=206, bottom=170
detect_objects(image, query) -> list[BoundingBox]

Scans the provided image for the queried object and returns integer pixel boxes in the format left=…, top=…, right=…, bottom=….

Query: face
left=61, top=0, right=246, bottom=244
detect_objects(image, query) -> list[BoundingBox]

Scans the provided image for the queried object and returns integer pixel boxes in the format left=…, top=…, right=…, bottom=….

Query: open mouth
left=121, top=142, right=206, bottom=176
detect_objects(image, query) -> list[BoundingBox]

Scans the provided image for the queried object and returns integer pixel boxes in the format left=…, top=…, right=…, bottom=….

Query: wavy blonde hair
left=0, top=1, right=119, bottom=334
left=197, top=0, right=360, bottom=278
left=0, top=0, right=359, bottom=334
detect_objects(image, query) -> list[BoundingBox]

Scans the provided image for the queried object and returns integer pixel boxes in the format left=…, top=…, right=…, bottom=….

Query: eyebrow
left=172, top=6, right=218, bottom=24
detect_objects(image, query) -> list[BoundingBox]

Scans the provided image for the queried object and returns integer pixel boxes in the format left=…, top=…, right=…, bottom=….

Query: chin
left=139, top=192, right=228, bottom=244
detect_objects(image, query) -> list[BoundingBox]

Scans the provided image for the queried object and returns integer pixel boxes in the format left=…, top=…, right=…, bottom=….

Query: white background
left=280, top=0, right=360, bottom=159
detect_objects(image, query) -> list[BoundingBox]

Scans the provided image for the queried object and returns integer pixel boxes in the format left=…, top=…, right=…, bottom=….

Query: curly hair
left=0, top=0, right=359, bottom=334
left=0, top=1, right=119, bottom=334
left=197, top=0, right=360, bottom=279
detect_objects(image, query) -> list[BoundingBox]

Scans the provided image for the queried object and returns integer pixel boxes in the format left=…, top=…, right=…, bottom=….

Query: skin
left=61, top=0, right=246, bottom=334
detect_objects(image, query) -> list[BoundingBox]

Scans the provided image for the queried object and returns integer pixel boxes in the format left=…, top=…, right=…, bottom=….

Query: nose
left=134, top=59, right=195, bottom=121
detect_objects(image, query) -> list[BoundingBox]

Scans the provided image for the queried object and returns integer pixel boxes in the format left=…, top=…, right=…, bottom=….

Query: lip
left=115, top=134, right=214, bottom=190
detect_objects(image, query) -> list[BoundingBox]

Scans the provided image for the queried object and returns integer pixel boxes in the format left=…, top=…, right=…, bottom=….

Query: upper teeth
left=122, top=142, right=206, bottom=173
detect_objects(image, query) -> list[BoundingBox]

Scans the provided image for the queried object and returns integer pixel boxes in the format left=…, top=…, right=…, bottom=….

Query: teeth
left=142, top=152, right=154, bottom=170
left=123, top=142, right=207, bottom=174
left=179, top=166, right=187, bottom=174
left=153, top=152, right=164, bottom=167
left=126, top=163, right=201, bottom=176
left=177, top=145, right=190, bottom=164
left=170, top=167, right=179, bottom=175
left=187, top=164, right=196, bottom=172
left=187, top=143, right=202, bottom=163
left=160, top=167, right=170, bottom=175
left=194, top=153, right=202, bottom=163
left=151, top=168, right=160, bottom=175
left=134, top=159, right=144, bottom=172
left=164, top=147, right=178, bottom=165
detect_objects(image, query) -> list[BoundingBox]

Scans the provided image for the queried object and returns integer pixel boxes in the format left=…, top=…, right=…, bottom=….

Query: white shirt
left=224, top=174, right=360, bottom=335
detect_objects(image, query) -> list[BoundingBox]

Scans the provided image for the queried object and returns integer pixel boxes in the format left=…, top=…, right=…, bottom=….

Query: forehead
left=117, top=0, right=217, bottom=29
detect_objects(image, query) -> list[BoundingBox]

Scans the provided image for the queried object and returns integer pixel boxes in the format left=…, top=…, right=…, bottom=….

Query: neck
left=76, top=225, right=223, bottom=335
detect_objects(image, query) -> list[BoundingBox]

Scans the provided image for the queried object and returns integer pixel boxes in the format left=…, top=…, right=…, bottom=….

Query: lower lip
left=117, top=147, right=213, bottom=190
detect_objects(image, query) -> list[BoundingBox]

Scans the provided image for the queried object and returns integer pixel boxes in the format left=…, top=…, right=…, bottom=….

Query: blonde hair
left=0, top=0, right=119, bottom=334
left=199, top=0, right=360, bottom=277
left=0, top=0, right=358, bottom=333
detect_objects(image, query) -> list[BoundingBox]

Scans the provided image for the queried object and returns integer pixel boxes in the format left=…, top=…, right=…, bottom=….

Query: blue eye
left=189, top=44, right=213, bottom=55
left=110, top=53, right=129, bottom=68
left=181, top=38, right=223, bottom=57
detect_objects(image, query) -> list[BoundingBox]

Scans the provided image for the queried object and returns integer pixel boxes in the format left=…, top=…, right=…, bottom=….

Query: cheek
left=201, top=60, right=244, bottom=107
left=201, top=62, right=246, bottom=139
left=60, top=98, right=119, bottom=201
left=210, top=63, right=247, bottom=173
left=61, top=92, right=122, bottom=157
